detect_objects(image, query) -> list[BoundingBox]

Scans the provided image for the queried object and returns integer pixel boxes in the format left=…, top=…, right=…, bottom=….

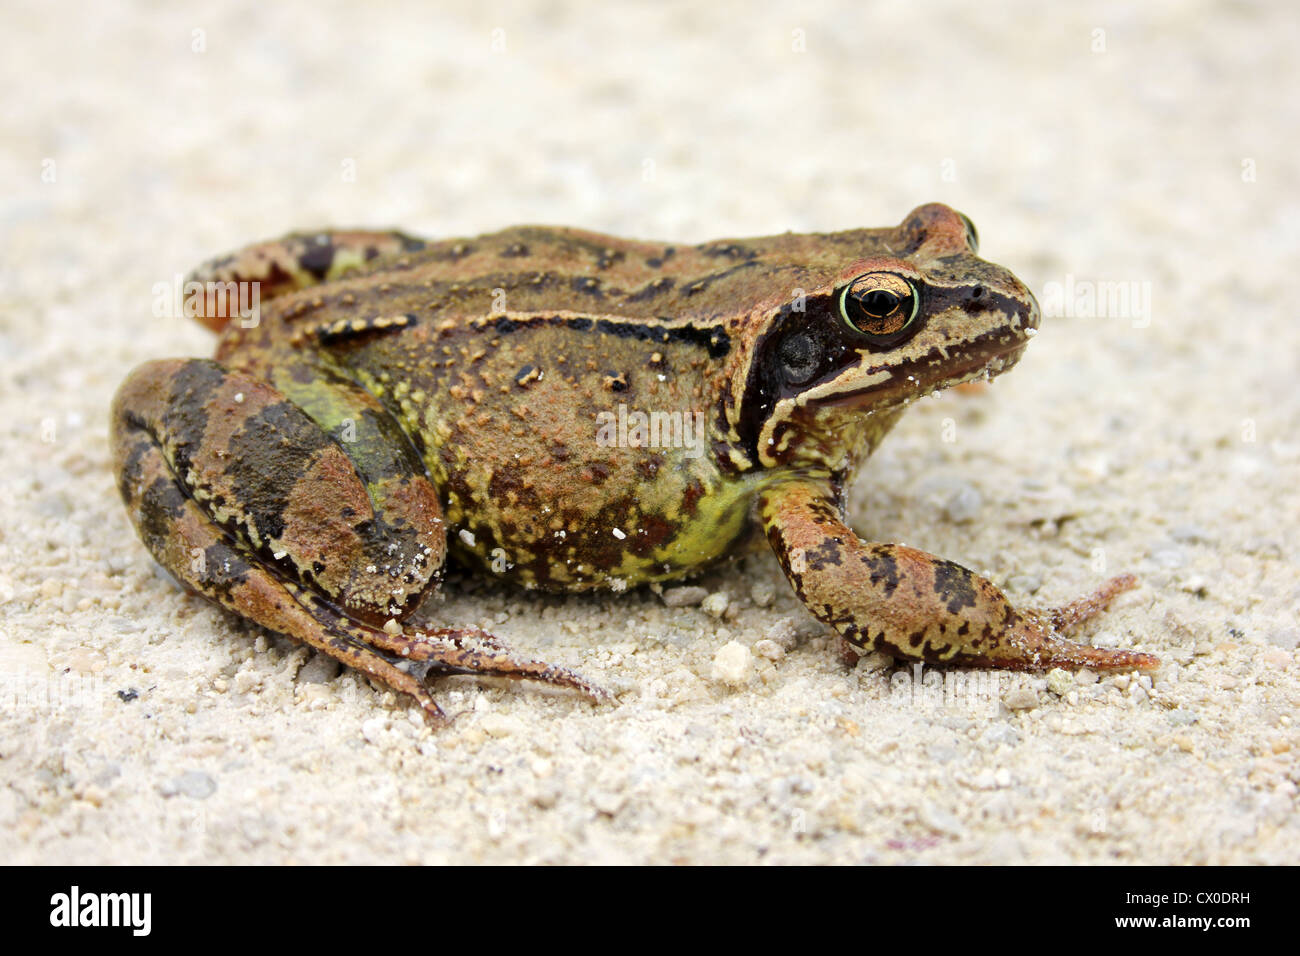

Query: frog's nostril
left=971, top=285, right=984, bottom=299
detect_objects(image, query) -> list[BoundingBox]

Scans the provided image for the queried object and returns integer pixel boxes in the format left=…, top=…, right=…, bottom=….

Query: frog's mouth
left=823, top=336, right=1031, bottom=410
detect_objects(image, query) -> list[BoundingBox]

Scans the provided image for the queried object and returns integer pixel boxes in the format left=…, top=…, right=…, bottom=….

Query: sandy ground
left=2, top=0, right=1297, bottom=865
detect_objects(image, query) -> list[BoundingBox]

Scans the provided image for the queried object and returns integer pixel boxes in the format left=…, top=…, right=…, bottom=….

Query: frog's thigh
left=112, top=407, right=459, bottom=718
left=111, top=358, right=445, bottom=624
left=186, top=229, right=427, bottom=332
left=759, top=481, right=1157, bottom=671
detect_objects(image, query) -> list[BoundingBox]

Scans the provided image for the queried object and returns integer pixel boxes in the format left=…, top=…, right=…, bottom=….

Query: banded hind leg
left=760, top=480, right=1158, bottom=672
left=110, top=357, right=604, bottom=723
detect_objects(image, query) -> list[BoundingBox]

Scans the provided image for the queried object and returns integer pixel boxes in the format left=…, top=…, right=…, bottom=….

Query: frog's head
left=730, top=203, right=1040, bottom=470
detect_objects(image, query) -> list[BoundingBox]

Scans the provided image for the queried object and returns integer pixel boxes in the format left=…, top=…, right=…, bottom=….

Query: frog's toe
left=1047, top=573, right=1139, bottom=635
left=995, top=573, right=1158, bottom=672
left=998, top=611, right=1160, bottom=672
left=404, top=628, right=611, bottom=704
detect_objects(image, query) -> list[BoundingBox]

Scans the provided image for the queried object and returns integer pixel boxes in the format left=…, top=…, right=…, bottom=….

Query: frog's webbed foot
left=287, top=590, right=610, bottom=705
left=110, top=357, right=603, bottom=724
left=759, top=480, right=1158, bottom=673
left=410, top=630, right=610, bottom=703
left=283, top=586, right=608, bottom=723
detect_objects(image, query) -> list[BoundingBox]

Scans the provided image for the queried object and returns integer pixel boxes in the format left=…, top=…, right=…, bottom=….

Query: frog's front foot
left=760, top=481, right=1159, bottom=673
left=110, top=357, right=605, bottom=724
left=974, top=572, right=1157, bottom=671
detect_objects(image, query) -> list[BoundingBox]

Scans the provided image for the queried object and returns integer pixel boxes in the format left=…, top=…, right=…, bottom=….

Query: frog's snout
left=1021, top=286, right=1041, bottom=335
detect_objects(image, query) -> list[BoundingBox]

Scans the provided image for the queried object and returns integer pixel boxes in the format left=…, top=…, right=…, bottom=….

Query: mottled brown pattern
left=759, top=480, right=1157, bottom=671
left=110, top=203, right=1156, bottom=722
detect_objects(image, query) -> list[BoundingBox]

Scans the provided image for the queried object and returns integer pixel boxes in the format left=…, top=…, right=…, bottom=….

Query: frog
left=110, top=203, right=1157, bottom=724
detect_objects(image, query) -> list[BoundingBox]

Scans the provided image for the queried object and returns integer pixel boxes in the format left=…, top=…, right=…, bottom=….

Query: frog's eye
left=958, top=213, right=979, bottom=254
left=839, top=272, right=919, bottom=344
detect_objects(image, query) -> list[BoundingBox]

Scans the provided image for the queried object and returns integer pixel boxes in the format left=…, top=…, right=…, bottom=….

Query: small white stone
left=1003, top=687, right=1039, bottom=710
left=765, top=618, right=801, bottom=651
left=711, top=641, right=753, bottom=686
left=753, top=638, right=785, bottom=661
left=592, top=790, right=627, bottom=816
left=459, top=528, right=476, bottom=547
left=480, top=713, right=519, bottom=738
left=611, top=527, right=626, bottom=540
left=361, top=717, right=388, bottom=745
left=701, top=592, right=729, bottom=619
left=661, top=585, right=708, bottom=607
left=858, top=651, right=894, bottom=671
left=750, top=581, right=775, bottom=607
left=1046, top=668, right=1075, bottom=696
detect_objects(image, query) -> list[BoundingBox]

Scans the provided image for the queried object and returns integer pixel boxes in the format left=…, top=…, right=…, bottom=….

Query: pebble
left=479, top=713, right=520, bottom=738
left=661, top=585, right=708, bottom=607
left=857, top=651, right=894, bottom=670
left=752, top=639, right=784, bottom=661
left=701, top=592, right=729, bottom=619
left=941, top=483, right=983, bottom=523
left=765, top=617, right=801, bottom=651
left=1045, top=668, right=1075, bottom=696
left=982, top=723, right=1022, bottom=746
left=749, top=581, right=775, bottom=607
left=591, top=790, right=627, bottom=816
left=51, top=646, right=107, bottom=674
left=297, top=653, right=341, bottom=684
left=361, top=717, right=389, bottom=745
left=1267, top=627, right=1299, bottom=650
left=920, top=803, right=966, bottom=837
left=1261, top=648, right=1291, bottom=670
left=1003, top=687, right=1039, bottom=710
left=162, top=771, right=216, bottom=799
left=711, top=641, right=753, bottom=686
left=927, top=743, right=960, bottom=764
left=232, top=668, right=261, bottom=695
left=1006, top=573, right=1043, bottom=595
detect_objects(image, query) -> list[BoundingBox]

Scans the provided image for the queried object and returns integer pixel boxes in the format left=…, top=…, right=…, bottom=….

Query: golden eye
left=839, top=273, right=919, bottom=342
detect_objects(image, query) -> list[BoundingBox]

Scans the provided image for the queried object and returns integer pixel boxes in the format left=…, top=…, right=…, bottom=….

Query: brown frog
left=110, top=203, right=1157, bottom=722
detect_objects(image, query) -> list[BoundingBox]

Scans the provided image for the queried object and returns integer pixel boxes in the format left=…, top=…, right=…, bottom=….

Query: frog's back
left=310, top=223, right=903, bottom=326
left=206, top=220, right=914, bottom=591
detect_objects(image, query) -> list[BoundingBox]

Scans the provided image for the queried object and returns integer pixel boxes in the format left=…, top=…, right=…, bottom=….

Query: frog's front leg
left=759, top=480, right=1158, bottom=671
left=110, top=358, right=603, bottom=723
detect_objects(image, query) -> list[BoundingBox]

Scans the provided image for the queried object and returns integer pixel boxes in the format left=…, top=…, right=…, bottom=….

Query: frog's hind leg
left=185, top=229, right=428, bottom=333
left=110, top=357, right=603, bottom=723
